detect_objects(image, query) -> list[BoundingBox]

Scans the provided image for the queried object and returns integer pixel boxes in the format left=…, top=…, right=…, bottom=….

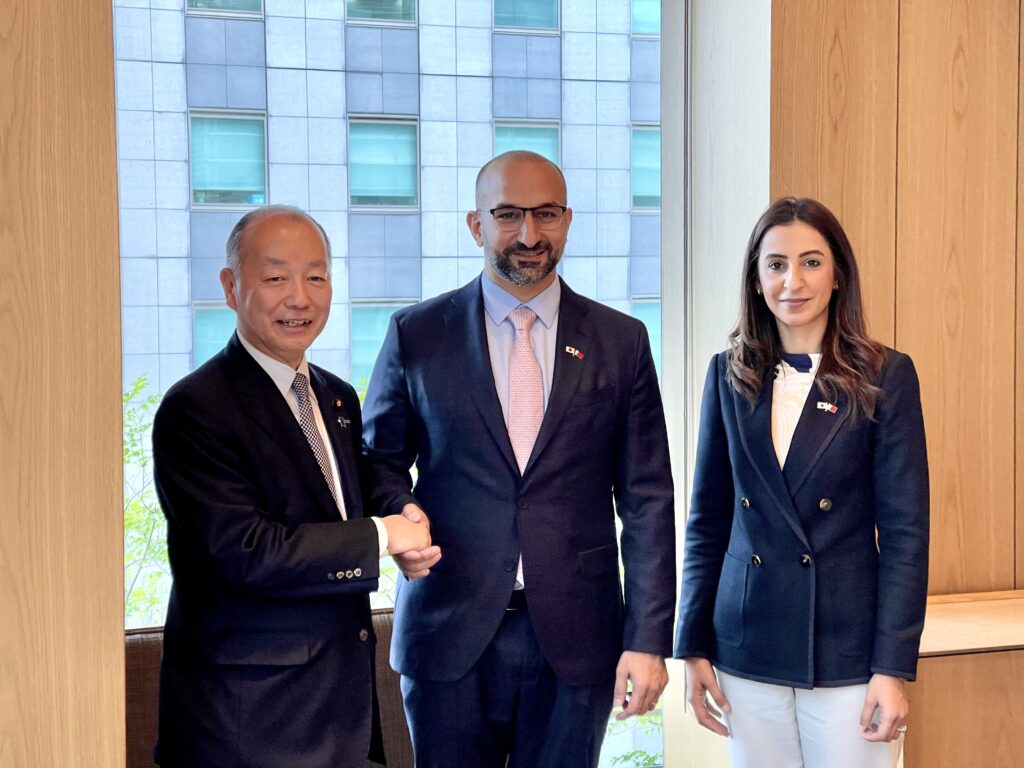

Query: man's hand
left=390, top=504, right=441, bottom=579
left=380, top=511, right=431, bottom=556
left=613, top=651, right=669, bottom=720
left=859, top=673, right=908, bottom=742
left=684, top=657, right=730, bottom=737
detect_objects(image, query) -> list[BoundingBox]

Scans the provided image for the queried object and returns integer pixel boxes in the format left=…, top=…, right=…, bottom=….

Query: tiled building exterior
left=113, top=0, right=661, bottom=397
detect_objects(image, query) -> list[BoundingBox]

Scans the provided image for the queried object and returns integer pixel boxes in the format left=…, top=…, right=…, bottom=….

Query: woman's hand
left=859, top=673, right=909, bottom=742
left=685, top=657, right=731, bottom=736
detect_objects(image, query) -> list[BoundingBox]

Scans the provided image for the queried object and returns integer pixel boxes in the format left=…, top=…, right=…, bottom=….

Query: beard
left=487, top=241, right=561, bottom=287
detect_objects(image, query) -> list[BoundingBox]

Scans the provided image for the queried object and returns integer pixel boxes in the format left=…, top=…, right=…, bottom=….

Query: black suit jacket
left=362, top=277, right=676, bottom=687
left=152, top=333, right=384, bottom=768
left=675, top=349, right=930, bottom=687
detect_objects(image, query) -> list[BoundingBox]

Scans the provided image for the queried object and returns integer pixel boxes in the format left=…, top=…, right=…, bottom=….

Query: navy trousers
left=400, top=606, right=615, bottom=768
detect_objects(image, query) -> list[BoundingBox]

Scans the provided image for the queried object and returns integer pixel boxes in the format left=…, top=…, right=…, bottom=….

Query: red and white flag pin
left=565, top=345, right=584, bottom=360
left=816, top=401, right=838, bottom=414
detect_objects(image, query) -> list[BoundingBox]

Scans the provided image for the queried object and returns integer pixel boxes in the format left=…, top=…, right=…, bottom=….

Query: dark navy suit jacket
left=152, top=333, right=384, bottom=768
left=675, top=349, right=929, bottom=688
left=362, top=277, right=676, bottom=687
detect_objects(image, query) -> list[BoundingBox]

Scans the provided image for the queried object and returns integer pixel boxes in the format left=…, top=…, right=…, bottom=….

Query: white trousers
left=717, top=671, right=902, bottom=768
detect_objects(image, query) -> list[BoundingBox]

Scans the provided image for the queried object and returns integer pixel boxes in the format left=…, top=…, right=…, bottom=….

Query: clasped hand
left=381, top=503, right=442, bottom=579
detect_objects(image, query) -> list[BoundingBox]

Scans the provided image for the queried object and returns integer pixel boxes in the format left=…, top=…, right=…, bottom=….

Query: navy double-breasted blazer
left=674, top=349, right=929, bottom=688
left=152, top=333, right=384, bottom=768
left=362, top=277, right=676, bottom=687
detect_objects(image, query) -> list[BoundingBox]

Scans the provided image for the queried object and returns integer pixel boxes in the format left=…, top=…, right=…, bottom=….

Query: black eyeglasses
left=482, top=205, right=568, bottom=230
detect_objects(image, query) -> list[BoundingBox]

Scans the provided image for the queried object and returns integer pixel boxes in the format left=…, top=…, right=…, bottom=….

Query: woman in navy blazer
left=675, top=198, right=929, bottom=767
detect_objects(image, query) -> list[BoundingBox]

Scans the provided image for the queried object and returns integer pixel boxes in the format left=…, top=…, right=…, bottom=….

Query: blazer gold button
left=335, top=570, right=344, bottom=580
left=353, top=568, right=362, bottom=577
left=345, top=570, right=354, bottom=579
left=358, top=629, right=369, bottom=642
left=751, top=554, right=762, bottom=567
left=740, top=498, right=750, bottom=509
left=800, top=554, right=812, bottom=567
left=819, top=498, right=832, bottom=511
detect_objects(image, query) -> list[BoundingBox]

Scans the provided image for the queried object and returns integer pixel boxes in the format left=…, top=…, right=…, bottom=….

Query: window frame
left=188, top=110, right=269, bottom=211
left=344, top=0, right=418, bottom=27
left=347, top=116, right=421, bottom=212
left=492, top=119, right=562, bottom=165
left=185, top=0, right=263, bottom=19
left=630, top=123, right=662, bottom=211
left=492, top=0, right=561, bottom=34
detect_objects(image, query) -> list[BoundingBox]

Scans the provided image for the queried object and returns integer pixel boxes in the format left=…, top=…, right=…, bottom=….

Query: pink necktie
left=508, top=306, right=543, bottom=474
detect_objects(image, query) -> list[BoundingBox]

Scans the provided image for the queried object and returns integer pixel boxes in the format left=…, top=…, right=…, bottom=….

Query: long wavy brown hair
left=727, top=197, right=887, bottom=421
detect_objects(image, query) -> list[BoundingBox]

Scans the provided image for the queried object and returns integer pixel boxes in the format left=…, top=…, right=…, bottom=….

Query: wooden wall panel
left=896, top=0, right=1018, bottom=594
left=0, top=1, right=124, bottom=766
left=904, top=650, right=1024, bottom=767
left=771, top=0, right=899, bottom=345
left=1017, top=0, right=1024, bottom=590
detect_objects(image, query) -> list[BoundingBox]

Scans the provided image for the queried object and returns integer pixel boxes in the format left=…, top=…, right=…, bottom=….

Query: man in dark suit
left=152, top=206, right=431, bottom=768
left=362, top=151, right=676, bottom=767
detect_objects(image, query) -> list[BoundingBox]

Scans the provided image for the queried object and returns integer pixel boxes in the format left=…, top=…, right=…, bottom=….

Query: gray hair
left=225, top=205, right=332, bottom=275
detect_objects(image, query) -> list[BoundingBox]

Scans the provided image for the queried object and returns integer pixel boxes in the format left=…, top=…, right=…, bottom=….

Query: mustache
left=502, top=242, right=551, bottom=258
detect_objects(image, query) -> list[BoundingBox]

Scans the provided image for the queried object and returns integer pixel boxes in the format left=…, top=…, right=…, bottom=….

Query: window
left=631, top=127, right=661, bottom=208
left=193, top=305, right=237, bottom=368
left=632, top=0, right=660, bottom=35
left=187, top=0, right=262, bottom=14
left=346, top=0, right=415, bottom=22
left=350, top=304, right=408, bottom=393
left=494, top=123, right=560, bottom=164
left=631, top=299, right=662, bottom=379
left=349, top=121, right=419, bottom=207
left=494, top=0, right=558, bottom=30
left=190, top=114, right=266, bottom=206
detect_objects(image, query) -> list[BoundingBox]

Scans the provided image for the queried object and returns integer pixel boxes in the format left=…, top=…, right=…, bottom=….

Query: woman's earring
left=755, top=286, right=762, bottom=295
left=833, top=281, right=839, bottom=290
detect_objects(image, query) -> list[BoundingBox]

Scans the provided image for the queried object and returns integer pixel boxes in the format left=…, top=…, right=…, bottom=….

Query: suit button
left=518, top=500, right=528, bottom=510
left=358, top=629, right=369, bottom=642
left=819, top=498, right=832, bottom=511
left=503, top=560, right=515, bottom=572
left=335, top=570, right=344, bottom=580
left=353, top=568, right=362, bottom=577
left=740, top=498, right=750, bottom=509
left=800, top=554, right=812, bottom=567
left=751, top=554, right=762, bottom=567
left=327, top=572, right=336, bottom=581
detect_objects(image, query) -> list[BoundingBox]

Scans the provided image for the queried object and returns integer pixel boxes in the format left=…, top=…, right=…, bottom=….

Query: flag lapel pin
left=564, top=345, right=584, bottom=360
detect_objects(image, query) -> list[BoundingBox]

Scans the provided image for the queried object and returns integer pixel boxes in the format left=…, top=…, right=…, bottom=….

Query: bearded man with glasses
left=362, top=151, right=676, bottom=768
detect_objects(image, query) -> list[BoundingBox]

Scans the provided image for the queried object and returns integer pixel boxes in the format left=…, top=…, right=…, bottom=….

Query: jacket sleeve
left=674, top=354, right=735, bottom=659
left=153, top=390, right=381, bottom=599
left=870, top=352, right=930, bottom=679
left=361, top=313, right=422, bottom=517
left=614, top=322, right=677, bottom=658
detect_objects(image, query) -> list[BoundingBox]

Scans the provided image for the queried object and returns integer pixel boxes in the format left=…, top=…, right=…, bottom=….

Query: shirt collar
left=236, top=330, right=311, bottom=399
left=480, top=272, right=561, bottom=329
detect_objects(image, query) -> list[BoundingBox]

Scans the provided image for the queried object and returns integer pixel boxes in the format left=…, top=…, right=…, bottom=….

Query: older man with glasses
left=362, top=150, right=677, bottom=768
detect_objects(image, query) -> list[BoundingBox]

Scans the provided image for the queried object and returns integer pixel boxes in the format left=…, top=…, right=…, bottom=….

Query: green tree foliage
left=123, top=376, right=170, bottom=628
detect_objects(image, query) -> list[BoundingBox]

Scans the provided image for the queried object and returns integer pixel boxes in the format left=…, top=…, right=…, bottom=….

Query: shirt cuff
left=370, top=516, right=389, bottom=558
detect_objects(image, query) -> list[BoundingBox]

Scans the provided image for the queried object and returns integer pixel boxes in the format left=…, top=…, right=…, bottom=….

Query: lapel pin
left=564, top=345, right=584, bottom=360
left=333, top=399, right=343, bottom=408
left=337, top=416, right=351, bottom=429
left=816, top=401, right=839, bottom=414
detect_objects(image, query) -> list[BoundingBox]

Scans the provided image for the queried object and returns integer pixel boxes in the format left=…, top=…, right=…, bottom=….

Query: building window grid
left=185, top=0, right=263, bottom=18
left=492, top=0, right=560, bottom=33
left=493, top=120, right=561, bottom=164
left=630, top=0, right=661, bottom=37
left=189, top=111, right=269, bottom=210
left=348, top=117, right=421, bottom=211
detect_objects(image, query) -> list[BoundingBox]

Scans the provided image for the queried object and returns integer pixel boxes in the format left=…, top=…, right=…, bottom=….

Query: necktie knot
left=509, top=306, right=538, bottom=333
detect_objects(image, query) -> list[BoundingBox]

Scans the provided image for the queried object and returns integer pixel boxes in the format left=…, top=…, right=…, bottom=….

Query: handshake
left=380, top=503, right=442, bottom=580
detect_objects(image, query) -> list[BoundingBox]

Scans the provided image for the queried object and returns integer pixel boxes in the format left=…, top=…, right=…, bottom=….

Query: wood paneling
left=0, top=1, right=124, bottom=766
left=905, top=650, right=1024, bottom=767
left=771, top=0, right=899, bottom=345
left=896, top=0, right=1018, bottom=594
left=1017, top=0, right=1024, bottom=590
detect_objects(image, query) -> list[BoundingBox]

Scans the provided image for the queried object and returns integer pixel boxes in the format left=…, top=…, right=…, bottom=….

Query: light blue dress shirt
left=479, top=272, right=561, bottom=424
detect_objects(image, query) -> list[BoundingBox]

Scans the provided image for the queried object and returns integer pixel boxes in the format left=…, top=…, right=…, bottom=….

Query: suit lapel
left=733, top=373, right=810, bottom=548
left=226, top=335, right=342, bottom=520
left=525, top=281, right=591, bottom=475
left=782, top=382, right=848, bottom=498
left=447, top=280, right=520, bottom=476
left=310, top=368, right=363, bottom=519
